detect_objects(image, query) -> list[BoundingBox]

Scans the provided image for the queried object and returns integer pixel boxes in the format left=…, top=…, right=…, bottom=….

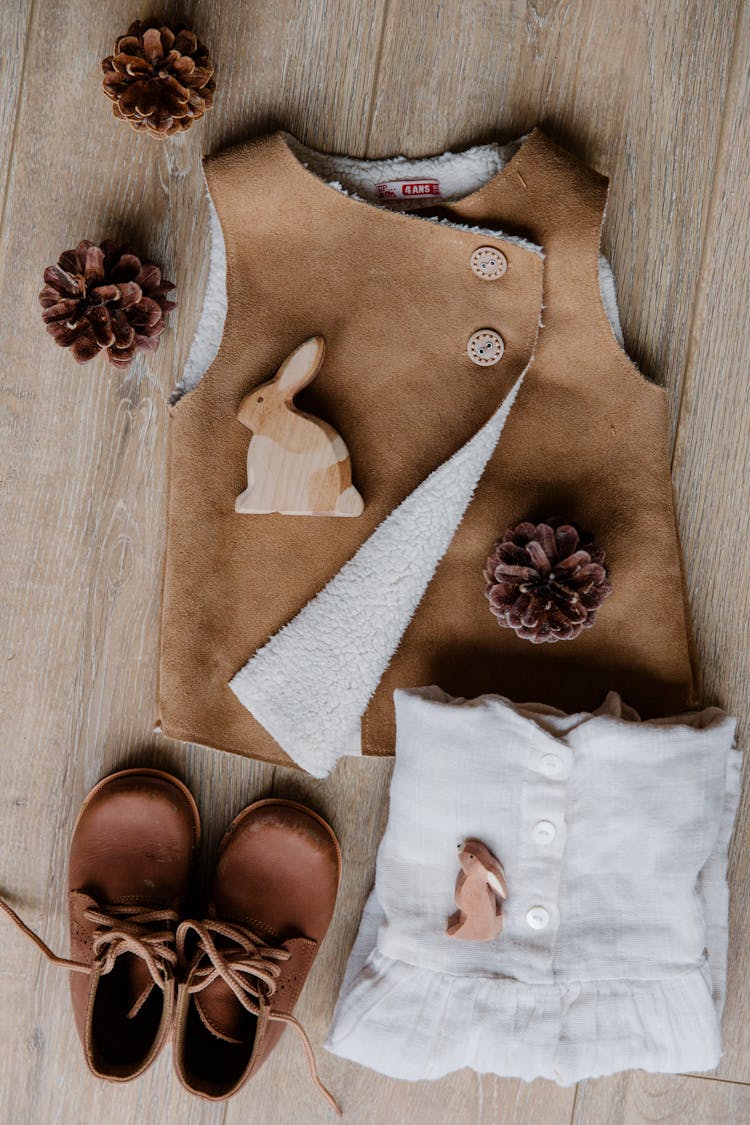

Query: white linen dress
left=325, top=688, right=741, bottom=1084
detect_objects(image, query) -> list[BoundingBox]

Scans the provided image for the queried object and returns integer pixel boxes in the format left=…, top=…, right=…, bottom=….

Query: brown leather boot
left=1, top=767, right=200, bottom=1081
left=173, top=798, right=341, bottom=1112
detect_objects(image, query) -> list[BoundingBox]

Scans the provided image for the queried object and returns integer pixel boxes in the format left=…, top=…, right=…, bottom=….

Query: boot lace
left=177, top=918, right=340, bottom=1115
left=1, top=897, right=177, bottom=1018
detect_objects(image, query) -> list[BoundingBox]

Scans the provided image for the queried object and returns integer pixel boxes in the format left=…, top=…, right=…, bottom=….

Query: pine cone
left=102, top=20, right=215, bottom=137
left=484, top=518, right=612, bottom=644
left=39, top=240, right=176, bottom=368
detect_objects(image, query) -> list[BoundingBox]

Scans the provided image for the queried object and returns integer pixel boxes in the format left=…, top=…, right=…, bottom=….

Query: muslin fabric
left=325, top=688, right=741, bottom=1084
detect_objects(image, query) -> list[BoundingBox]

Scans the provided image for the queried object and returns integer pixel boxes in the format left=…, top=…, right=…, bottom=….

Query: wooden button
left=470, top=246, right=507, bottom=280
left=467, top=329, right=505, bottom=366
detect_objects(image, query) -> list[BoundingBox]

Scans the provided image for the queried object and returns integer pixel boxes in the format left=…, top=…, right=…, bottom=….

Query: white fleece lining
left=173, top=189, right=227, bottom=402
left=598, top=254, right=624, bottom=345
left=285, top=134, right=524, bottom=209
left=229, top=373, right=527, bottom=777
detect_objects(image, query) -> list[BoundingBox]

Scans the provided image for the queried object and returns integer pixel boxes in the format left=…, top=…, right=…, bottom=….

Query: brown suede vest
left=158, top=129, right=696, bottom=766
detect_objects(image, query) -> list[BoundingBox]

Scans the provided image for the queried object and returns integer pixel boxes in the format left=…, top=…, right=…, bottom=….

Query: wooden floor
left=1, top=2, right=748, bottom=1123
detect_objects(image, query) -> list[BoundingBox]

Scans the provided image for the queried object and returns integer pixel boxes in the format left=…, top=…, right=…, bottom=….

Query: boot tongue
left=189, top=919, right=284, bottom=1044
left=94, top=900, right=171, bottom=1020
left=191, top=926, right=275, bottom=1045
left=194, top=979, right=258, bottom=1044
left=123, top=955, right=157, bottom=1018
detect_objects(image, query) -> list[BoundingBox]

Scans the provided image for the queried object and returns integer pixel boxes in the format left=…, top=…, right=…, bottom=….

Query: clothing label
left=376, top=179, right=442, bottom=201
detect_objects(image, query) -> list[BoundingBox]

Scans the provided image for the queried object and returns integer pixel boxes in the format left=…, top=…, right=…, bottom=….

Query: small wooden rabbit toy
left=235, top=335, right=364, bottom=517
left=446, top=839, right=508, bottom=941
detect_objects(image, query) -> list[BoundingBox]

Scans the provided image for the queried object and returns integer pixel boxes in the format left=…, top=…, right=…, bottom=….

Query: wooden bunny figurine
left=446, top=839, right=508, bottom=941
left=235, top=336, right=364, bottom=516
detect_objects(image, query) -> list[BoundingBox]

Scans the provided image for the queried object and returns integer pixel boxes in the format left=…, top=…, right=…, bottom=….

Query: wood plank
left=367, top=0, right=740, bottom=438
left=671, top=0, right=750, bottom=1085
left=0, top=0, right=32, bottom=242
left=573, top=1072, right=750, bottom=1125
left=0, top=1, right=385, bottom=1121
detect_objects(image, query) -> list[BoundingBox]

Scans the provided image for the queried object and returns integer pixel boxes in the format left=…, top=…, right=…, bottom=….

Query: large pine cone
left=102, top=20, right=215, bottom=137
left=484, top=518, right=612, bottom=643
left=39, top=240, right=175, bottom=368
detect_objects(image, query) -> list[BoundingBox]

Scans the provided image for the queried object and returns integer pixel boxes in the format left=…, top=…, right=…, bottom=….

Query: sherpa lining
left=285, top=133, right=524, bottom=209
left=598, top=254, right=624, bottom=345
left=172, top=191, right=227, bottom=403
left=229, top=373, right=528, bottom=776
left=174, top=137, right=622, bottom=402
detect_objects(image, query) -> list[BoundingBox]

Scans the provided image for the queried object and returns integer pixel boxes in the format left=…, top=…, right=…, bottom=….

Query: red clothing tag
left=376, top=179, right=442, bottom=201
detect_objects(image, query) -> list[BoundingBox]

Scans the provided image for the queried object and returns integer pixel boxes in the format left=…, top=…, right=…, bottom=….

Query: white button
left=540, top=753, right=563, bottom=776
left=467, top=329, right=505, bottom=366
left=526, top=906, right=550, bottom=930
left=532, top=819, right=556, bottom=844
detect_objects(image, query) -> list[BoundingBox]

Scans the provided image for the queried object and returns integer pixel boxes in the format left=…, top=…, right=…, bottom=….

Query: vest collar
left=272, top=129, right=545, bottom=257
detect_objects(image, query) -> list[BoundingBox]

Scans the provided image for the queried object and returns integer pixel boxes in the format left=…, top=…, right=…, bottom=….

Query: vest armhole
left=170, top=166, right=228, bottom=405
left=588, top=169, right=662, bottom=392
left=598, top=254, right=624, bottom=346
left=594, top=205, right=663, bottom=392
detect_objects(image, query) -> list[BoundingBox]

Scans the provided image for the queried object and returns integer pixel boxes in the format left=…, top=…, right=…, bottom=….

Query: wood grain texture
left=0, top=0, right=32, bottom=238
left=235, top=336, right=364, bottom=516
left=671, top=0, right=750, bottom=1084
left=573, top=1073, right=750, bottom=1125
left=0, top=0, right=748, bottom=1122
